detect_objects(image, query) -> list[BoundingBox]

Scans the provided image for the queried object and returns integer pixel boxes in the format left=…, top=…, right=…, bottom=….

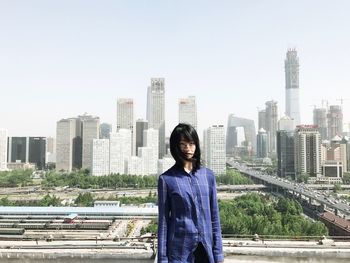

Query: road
left=227, top=160, right=350, bottom=216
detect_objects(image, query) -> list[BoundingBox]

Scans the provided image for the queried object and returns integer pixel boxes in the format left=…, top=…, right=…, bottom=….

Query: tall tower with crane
left=285, top=49, right=300, bottom=125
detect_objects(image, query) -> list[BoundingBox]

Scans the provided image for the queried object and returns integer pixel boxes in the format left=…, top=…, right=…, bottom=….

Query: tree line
left=0, top=168, right=254, bottom=189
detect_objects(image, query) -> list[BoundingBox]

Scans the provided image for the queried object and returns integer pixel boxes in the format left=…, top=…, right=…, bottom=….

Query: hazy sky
left=1, top=0, right=350, bottom=137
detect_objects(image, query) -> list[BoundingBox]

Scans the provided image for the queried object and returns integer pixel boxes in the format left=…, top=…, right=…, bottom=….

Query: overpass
left=227, top=160, right=350, bottom=217
left=217, top=184, right=266, bottom=192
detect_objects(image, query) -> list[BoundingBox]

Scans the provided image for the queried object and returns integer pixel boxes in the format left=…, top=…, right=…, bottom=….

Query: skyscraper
left=179, top=96, right=197, bottom=130
left=203, top=125, right=226, bottom=175
left=56, top=118, right=78, bottom=171
left=258, top=109, right=266, bottom=130
left=285, top=49, right=300, bottom=125
left=56, top=114, right=99, bottom=172
left=92, top=139, right=110, bottom=176
left=277, top=130, right=295, bottom=179
left=0, top=129, right=7, bottom=171
left=99, top=123, right=112, bottom=139
left=278, top=115, right=295, bottom=132
left=28, top=137, right=46, bottom=170
left=226, top=115, right=256, bottom=156
left=313, top=108, right=328, bottom=140
left=265, top=100, right=278, bottom=154
left=46, top=136, right=56, bottom=164
left=81, top=115, right=100, bottom=170
left=7, top=137, right=27, bottom=163
left=147, top=78, right=165, bottom=158
left=277, top=117, right=295, bottom=179
left=135, top=119, right=148, bottom=155
left=143, top=128, right=159, bottom=174
left=117, top=98, right=135, bottom=154
left=256, top=128, right=268, bottom=158
left=327, top=105, right=343, bottom=140
left=294, top=125, right=322, bottom=179
left=7, top=137, right=46, bottom=169
left=109, top=129, right=131, bottom=175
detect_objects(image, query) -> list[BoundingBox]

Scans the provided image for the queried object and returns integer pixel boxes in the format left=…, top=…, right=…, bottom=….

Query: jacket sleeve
left=209, top=170, right=224, bottom=263
left=157, top=175, right=170, bottom=263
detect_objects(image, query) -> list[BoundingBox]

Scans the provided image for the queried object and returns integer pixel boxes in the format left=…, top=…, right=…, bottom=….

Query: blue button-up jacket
left=157, top=165, right=224, bottom=263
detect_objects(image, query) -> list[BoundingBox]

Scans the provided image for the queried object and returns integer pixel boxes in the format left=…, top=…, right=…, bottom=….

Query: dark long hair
left=169, top=123, right=201, bottom=172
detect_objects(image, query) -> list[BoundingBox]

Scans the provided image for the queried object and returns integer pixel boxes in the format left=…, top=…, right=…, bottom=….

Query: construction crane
left=336, top=97, right=350, bottom=108
left=310, top=104, right=317, bottom=110
left=321, top=99, right=328, bottom=109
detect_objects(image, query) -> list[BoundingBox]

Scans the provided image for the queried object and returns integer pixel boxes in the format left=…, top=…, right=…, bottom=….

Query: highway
left=227, top=160, right=350, bottom=216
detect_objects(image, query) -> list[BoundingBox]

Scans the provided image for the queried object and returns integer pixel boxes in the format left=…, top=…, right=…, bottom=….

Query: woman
left=157, top=123, right=224, bottom=263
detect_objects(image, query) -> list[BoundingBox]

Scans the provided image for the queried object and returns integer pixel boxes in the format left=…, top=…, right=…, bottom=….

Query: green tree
left=39, top=194, right=61, bottom=206
left=297, top=173, right=309, bottom=183
left=333, top=184, right=342, bottom=193
left=342, top=173, right=350, bottom=184
left=75, top=192, right=94, bottom=206
left=219, top=193, right=328, bottom=237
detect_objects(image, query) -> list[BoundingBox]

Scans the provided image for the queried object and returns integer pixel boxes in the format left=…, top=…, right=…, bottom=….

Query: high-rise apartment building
left=285, top=49, right=300, bottom=125
left=313, top=108, right=327, bottom=140
left=117, top=98, right=135, bottom=154
left=143, top=128, right=159, bottom=174
left=265, top=100, right=278, bottom=154
left=109, top=129, right=131, bottom=175
left=294, top=125, right=322, bottom=179
left=0, top=129, right=7, bottom=171
left=179, top=96, right=197, bottom=130
left=256, top=128, right=268, bottom=158
left=92, top=139, right=110, bottom=176
left=135, top=119, right=148, bottom=155
left=127, top=156, right=143, bottom=175
left=203, top=125, right=226, bottom=175
left=327, top=105, right=343, bottom=140
left=138, top=147, right=154, bottom=175
left=147, top=78, right=165, bottom=158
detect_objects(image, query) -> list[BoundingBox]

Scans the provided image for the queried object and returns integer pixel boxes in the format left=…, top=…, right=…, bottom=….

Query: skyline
left=1, top=1, right=350, bottom=137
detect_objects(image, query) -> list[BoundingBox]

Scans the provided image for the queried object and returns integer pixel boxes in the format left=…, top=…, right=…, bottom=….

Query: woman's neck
left=183, top=161, right=193, bottom=173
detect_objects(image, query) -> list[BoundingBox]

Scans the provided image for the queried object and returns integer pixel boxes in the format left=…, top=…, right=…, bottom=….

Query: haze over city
left=1, top=0, right=350, bottom=137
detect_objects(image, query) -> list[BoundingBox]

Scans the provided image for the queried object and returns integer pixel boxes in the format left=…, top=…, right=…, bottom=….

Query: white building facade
left=92, top=139, right=110, bottom=176
left=204, top=125, right=226, bottom=176
left=109, top=129, right=131, bottom=175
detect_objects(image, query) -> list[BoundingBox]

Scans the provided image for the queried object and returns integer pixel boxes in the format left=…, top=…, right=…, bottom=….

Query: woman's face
left=179, top=139, right=196, bottom=160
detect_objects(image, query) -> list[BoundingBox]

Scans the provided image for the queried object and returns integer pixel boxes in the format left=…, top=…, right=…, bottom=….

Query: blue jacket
left=157, top=165, right=224, bottom=263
